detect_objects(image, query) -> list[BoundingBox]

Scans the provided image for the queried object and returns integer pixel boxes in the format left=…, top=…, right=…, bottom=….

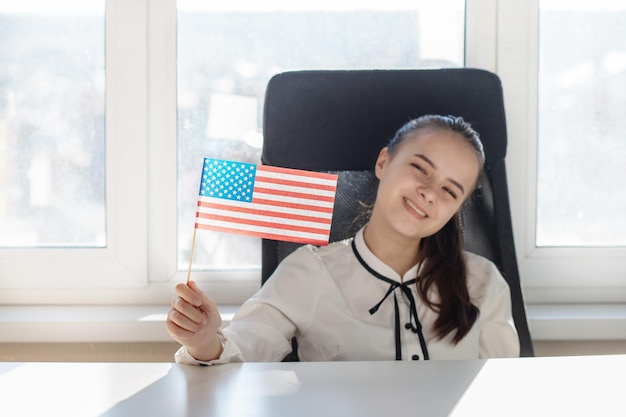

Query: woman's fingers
left=170, top=296, right=206, bottom=329
left=166, top=281, right=222, bottom=350
left=184, top=281, right=222, bottom=322
left=165, top=311, right=200, bottom=344
left=167, top=303, right=204, bottom=333
left=174, top=282, right=202, bottom=306
left=187, top=280, right=219, bottom=310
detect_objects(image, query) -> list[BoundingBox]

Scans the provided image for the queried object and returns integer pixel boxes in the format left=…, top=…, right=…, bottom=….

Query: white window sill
left=0, top=304, right=625, bottom=344
left=0, top=305, right=238, bottom=343
left=525, top=303, right=626, bottom=341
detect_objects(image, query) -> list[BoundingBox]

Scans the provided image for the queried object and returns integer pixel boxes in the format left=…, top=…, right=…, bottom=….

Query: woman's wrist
left=188, top=330, right=225, bottom=362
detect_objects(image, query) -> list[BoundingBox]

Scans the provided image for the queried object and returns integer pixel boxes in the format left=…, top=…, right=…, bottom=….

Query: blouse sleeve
left=468, top=254, right=521, bottom=359
left=219, top=245, right=323, bottom=362
left=478, top=282, right=521, bottom=358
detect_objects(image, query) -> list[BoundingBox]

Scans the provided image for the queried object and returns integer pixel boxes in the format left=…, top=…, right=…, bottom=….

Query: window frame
left=499, top=0, right=626, bottom=303
left=0, top=0, right=148, bottom=292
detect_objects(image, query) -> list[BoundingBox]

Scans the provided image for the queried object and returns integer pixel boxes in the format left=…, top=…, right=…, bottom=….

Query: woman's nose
left=418, top=186, right=436, bottom=204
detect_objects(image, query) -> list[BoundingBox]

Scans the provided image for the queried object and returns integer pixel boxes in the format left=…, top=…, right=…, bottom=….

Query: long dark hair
left=387, top=115, right=485, bottom=344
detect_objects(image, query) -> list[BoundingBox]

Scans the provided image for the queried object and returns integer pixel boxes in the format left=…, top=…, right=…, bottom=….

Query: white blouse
left=175, top=227, right=520, bottom=365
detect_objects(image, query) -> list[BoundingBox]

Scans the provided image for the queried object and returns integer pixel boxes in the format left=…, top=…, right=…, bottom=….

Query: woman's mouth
left=404, top=197, right=427, bottom=218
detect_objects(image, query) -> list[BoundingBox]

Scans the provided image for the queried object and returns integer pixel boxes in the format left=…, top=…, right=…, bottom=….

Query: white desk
left=1, top=355, right=624, bottom=417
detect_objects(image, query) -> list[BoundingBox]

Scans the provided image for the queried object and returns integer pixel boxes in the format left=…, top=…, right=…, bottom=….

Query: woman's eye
left=443, top=187, right=457, bottom=200
left=412, top=163, right=426, bottom=174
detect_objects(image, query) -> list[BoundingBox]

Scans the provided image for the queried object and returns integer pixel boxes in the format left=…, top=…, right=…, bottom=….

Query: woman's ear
left=374, top=147, right=389, bottom=179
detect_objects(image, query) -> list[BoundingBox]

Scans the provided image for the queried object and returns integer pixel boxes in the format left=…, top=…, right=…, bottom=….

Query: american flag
left=195, top=158, right=338, bottom=246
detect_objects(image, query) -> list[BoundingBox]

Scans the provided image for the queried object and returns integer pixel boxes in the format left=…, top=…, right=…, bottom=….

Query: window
left=0, top=0, right=148, bottom=291
left=3, top=0, right=623, bottom=308
left=0, top=3, right=106, bottom=248
left=500, top=0, right=626, bottom=301
left=537, top=1, right=626, bottom=247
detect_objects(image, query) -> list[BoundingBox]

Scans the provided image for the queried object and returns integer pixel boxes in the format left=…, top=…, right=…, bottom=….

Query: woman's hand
left=166, top=280, right=224, bottom=361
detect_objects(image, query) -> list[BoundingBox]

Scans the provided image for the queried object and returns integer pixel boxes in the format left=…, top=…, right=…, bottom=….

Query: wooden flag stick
left=186, top=227, right=198, bottom=284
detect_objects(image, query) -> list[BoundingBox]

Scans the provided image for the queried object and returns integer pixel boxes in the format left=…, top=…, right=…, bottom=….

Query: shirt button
left=412, top=355, right=420, bottom=360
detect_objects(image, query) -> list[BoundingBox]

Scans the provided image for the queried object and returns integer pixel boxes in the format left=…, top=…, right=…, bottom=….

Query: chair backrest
left=261, top=68, right=534, bottom=357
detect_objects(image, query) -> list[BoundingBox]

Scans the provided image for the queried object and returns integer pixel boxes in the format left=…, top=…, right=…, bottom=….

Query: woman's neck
left=362, top=223, right=421, bottom=278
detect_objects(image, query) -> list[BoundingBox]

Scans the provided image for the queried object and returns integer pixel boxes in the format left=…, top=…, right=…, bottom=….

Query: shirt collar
left=353, top=226, right=421, bottom=283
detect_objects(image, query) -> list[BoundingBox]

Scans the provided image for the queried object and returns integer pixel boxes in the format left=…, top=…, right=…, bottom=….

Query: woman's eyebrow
left=415, top=154, right=466, bottom=195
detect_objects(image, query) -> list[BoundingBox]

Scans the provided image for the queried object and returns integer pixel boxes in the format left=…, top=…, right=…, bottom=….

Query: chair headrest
left=262, top=68, right=507, bottom=171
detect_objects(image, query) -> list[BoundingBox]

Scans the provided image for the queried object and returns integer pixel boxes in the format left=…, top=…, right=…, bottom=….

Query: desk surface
left=1, top=355, right=625, bottom=417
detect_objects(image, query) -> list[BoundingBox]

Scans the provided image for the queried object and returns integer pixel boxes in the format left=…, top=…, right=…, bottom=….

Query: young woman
left=166, top=115, right=520, bottom=364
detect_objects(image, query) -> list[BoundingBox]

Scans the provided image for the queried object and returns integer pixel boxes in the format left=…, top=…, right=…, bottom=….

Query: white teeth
left=405, top=198, right=427, bottom=217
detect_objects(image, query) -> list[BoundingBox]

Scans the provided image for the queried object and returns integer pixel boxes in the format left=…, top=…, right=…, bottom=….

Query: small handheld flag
left=196, top=157, right=338, bottom=244
left=186, top=157, right=338, bottom=282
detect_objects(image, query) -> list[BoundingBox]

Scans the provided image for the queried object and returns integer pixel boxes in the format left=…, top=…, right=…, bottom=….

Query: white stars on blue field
left=199, top=158, right=257, bottom=202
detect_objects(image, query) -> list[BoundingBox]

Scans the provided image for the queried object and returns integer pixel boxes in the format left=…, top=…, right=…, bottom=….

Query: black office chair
left=260, top=68, right=534, bottom=358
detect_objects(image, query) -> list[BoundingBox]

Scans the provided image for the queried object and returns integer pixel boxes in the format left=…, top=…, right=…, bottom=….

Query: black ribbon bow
left=351, top=239, right=430, bottom=360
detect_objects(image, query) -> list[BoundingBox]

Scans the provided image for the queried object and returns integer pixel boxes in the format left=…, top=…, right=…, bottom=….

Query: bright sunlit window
left=0, top=1, right=105, bottom=248
left=537, top=0, right=626, bottom=247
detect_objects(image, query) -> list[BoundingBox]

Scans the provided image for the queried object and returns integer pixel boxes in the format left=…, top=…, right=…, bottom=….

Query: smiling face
left=367, top=127, right=482, bottom=248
